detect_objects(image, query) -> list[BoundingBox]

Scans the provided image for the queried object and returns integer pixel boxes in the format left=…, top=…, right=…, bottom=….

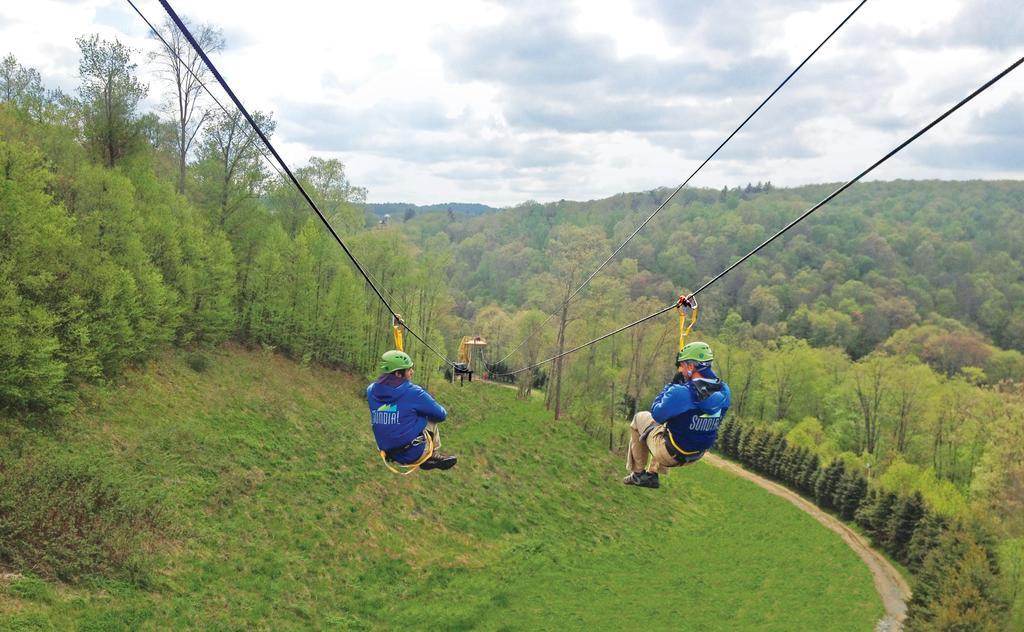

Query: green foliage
left=907, top=511, right=949, bottom=573
left=786, top=417, right=836, bottom=458
left=428, top=181, right=1024, bottom=363
left=76, top=35, right=148, bottom=167
left=0, top=268, right=67, bottom=415
left=797, top=451, right=821, bottom=495
left=417, top=182, right=1024, bottom=520
left=0, top=54, right=48, bottom=119
left=814, top=458, right=846, bottom=510
left=835, top=470, right=868, bottom=521
left=854, top=488, right=877, bottom=531
left=5, top=575, right=56, bottom=604
left=865, top=491, right=899, bottom=548
left=0, top=52, right=449, bottom=414
left=884, top=492, right=926, bottom=563
left=877, top=458, right=967, bottom=517
left=0, top=136, right=75, bottom=414
left=295, top=156, right=367, bottom=233
left=998, top=538, right=1024, bottom=631
left=191, top=109, right=273, bottom=232
left=688, top=334, right=1008, bottom=523
left=971, top=396, right=1024, bottom=536
left=185, top=352, right=211, bottom=373
left=0, top=123, right=200, bottom=413
left=987, top=349, right=1024, bottom=384
left=906, top=527, right=1008, bottom=631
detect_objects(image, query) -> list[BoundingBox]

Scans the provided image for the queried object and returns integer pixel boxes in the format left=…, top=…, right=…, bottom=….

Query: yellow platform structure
left=453, top=336, right=487, bottom=383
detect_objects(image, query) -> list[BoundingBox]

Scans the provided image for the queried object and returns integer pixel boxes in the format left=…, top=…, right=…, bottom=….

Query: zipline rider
left=368, top=350, right=457, bottom=472
left=624, top=342, right=731, bottom=489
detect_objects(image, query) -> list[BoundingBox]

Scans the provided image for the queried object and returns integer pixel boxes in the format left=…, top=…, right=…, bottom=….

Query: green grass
left=0, top=346, right=883, bottom=630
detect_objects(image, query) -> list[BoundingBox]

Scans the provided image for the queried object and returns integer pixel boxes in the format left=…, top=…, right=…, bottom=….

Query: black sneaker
left=623, top=471, right=660, bottom=488
left=420, top=451, right=457, bottom=471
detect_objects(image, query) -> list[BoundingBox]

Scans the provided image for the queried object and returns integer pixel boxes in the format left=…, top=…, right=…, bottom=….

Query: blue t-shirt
left=650, top=371, right=731, bottom=453
left=367, top=375, right=447, bottom=464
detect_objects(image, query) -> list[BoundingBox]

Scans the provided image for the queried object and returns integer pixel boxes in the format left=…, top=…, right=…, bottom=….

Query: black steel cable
left=126, top=0, right=293, bottom=185
left=128, top=0, right=428, bottom=358
left=155, top=0, right=457, bottom=367
left=688, top=53, right=1024, bottom=301
left=494, top=0, right=869, bottom=367
left=499, top=303, right=679, bottom=377
left=499, top=53, right=1024, bottom=377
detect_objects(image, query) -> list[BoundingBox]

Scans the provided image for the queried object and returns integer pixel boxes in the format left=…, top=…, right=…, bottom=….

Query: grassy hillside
left=0, top=347, right=883, bottom=630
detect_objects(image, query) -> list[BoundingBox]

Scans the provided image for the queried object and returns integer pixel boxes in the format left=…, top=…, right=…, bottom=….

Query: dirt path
left=703, top=453, right=911, bottom=630
left=478, top=379, right=541, bottom=398
left=479, top=379, right=517, bottom=390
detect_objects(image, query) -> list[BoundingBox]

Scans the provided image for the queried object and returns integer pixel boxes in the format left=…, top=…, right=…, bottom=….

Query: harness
left=379, top=430, right=435, bottom=476
left=639, top=414, right=706, bottom=466
left=664, top=427, right=706, bottom=464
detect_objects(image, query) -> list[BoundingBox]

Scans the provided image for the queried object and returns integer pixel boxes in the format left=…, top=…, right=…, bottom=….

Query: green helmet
left=677, top=341, right=713, bottom=365
left=380, top=350, right=414, bottom=373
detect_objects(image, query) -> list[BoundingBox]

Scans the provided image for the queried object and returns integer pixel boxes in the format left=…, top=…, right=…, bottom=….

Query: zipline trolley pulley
left=677, top=294, right=698, bottom=352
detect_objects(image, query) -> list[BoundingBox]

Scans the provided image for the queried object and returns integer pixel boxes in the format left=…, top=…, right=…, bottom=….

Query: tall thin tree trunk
left=608, top=380, right=615, bottom=451
left=177, top=151, right=187, bottom=193
left=553, top=301, right=568, bottom=419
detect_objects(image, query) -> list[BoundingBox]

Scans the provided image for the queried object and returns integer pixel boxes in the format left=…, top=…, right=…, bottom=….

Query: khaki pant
left=426, top=422, right=441, bottom=450
left=626, top=411, right=689, bottom=475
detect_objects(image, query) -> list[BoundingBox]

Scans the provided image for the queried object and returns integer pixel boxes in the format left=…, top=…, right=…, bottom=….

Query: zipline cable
left=686, top=53, right=1024, bottom=301
left=498, top=303, right=679, bottom=377
left=494, top=0, right=869, bottom=367
left=154, top=0, right=457, bottom=367
left=128, top=0, right=418, bottom=317
left=126, top=0, right=293, bottom=195
left=499, top=52, right=1024, bottom=377
left=128, top=0, right=431, bottom=360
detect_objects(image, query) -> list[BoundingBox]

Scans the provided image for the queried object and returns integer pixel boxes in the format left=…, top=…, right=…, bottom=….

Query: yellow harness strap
left=392, top=314, right=405, bottom=352
left=666, top=427, right=702, bottom=456
left=677, top=296, right=698, bottom=351
left=380, top=432, right=434, bottom=476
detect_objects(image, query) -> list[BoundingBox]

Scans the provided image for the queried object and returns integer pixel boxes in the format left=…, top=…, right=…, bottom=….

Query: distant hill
left=364, top=201, right=500, bottom=218
left=425, top=180, right=1024, bottom=359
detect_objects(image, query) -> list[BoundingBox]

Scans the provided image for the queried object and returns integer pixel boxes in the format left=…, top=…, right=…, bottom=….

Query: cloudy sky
left=2, top=0, right=1022, bottom=205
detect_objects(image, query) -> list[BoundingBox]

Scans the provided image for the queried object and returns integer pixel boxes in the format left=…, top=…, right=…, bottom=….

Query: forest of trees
left=0, top=33, right=454, bottom=418
left=2, top=23, right=1023, bottom=630
left=412, top=179, right=1024, bottom=368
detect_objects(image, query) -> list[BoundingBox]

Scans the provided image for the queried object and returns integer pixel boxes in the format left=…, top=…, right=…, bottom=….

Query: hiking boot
left=623, top=471, right=660, bottom=489
left=420, top=451, right=457, bottom=471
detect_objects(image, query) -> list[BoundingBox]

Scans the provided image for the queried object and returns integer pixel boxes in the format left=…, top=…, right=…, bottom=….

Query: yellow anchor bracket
left=677, top=294, right=698, bottom=351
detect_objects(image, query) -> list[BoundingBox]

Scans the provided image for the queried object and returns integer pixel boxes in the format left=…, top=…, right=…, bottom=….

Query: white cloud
left=570, top=0, right=679, bottom=60
left=1, top=0, right=1021, bottom=206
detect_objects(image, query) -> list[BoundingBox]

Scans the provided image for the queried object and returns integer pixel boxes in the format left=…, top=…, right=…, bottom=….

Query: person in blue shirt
left=368, top=350, right=457, bottom=471
left=624, top=341, right=731, bottom=489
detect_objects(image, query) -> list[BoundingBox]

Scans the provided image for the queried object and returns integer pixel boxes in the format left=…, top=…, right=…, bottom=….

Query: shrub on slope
left=0, top=453, right=162, bottom=583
